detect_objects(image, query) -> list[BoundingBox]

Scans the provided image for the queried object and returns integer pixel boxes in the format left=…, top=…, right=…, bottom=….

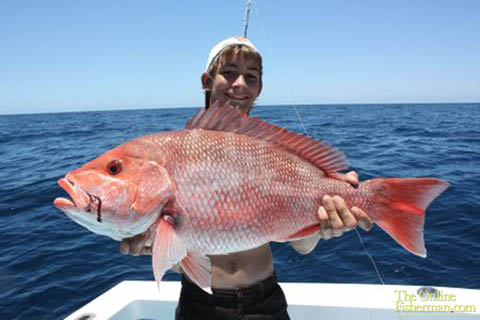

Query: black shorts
left=175, top=274, right=290, bottom=320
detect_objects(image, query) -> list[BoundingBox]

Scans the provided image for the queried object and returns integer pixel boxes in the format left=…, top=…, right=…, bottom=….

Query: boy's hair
left=205, top=44, right=263, bottom=109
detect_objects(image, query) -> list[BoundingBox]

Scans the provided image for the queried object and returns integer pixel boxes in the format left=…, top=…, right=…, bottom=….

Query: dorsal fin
left=186, top=102, right=348, bottom=176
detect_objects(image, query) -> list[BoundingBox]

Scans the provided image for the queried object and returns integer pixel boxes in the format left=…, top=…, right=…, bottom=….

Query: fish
left=54, top=102, right=449, bottom=292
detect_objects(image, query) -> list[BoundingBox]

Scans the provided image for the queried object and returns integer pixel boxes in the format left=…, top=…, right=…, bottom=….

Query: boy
left=121, top=37, right=372, bottom=319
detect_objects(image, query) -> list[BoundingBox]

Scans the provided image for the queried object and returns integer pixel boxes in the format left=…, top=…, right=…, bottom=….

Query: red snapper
left=54, top=103, right=449, bottom=292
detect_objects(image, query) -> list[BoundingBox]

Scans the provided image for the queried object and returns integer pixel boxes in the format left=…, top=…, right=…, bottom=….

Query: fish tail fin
left=366, top=178, right=449, bottom=257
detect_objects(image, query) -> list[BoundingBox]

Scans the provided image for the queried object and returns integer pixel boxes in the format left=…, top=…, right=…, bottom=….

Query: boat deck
left=66, top=281, right=480, bottom=319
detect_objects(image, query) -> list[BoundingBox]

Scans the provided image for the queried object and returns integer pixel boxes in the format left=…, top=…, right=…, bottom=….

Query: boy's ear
left=201, top=73, right=212, bottom=91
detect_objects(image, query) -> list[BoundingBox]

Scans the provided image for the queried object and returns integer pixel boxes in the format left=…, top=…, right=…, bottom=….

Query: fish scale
left=164, top=129, right=342, bottom=254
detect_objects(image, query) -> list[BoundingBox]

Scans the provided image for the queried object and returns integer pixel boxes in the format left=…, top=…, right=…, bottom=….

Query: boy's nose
left=232, top=75, right=247, bottom=88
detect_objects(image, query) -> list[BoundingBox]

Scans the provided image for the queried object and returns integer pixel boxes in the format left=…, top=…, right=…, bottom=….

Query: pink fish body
left=54, top=104, right=449, bottom=292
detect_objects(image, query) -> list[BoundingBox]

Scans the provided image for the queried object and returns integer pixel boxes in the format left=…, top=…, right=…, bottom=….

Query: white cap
left=205, top=36, right=260, bottom=72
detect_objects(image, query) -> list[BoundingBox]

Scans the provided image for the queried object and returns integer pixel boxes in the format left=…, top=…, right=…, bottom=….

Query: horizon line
left=1, top=101, right=479, bottom=116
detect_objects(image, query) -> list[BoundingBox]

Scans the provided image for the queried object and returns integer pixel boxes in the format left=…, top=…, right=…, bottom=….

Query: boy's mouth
left=226, top=94, right=249, bottom=101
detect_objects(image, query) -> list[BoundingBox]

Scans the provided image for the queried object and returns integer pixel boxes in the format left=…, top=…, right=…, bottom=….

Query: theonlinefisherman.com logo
left=395, top=287, right=477, bottom=314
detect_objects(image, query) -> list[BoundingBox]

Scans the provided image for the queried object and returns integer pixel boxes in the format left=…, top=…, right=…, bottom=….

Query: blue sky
left=1, top=0, right=479, bottom=115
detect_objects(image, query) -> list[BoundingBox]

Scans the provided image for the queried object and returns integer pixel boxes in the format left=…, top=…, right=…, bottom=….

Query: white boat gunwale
left=65, top=280, right=480, bottom=320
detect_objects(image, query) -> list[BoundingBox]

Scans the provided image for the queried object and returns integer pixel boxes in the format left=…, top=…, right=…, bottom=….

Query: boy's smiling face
left=202, top=54, right=262, bottom=115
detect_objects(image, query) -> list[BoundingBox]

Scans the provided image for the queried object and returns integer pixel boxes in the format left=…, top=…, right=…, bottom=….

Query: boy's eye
left=222, top=70, right=236, bottom=77
left=246, top=74, right=259, bottom=84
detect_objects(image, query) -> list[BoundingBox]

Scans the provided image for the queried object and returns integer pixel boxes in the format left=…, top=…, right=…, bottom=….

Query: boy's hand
left=120, top=228, right=152, bottom=256
left=318, top=171, right=372, bottom=239
left=317, top=195, right=372, bottom=240
left=290, top=171, right=372, bottom=254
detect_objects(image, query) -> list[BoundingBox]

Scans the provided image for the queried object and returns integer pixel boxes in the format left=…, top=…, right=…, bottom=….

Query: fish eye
left=106, top=160, right=122, bottom=175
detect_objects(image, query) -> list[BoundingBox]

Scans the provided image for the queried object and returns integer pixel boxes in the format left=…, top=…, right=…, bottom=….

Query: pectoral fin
left=181, top=252, right=212, bottom=294
left=152, top=215, right=186, bottom=290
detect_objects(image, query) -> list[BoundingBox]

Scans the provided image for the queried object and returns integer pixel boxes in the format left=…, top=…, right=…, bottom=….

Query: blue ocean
left=1, top=103, right=479, bottom=319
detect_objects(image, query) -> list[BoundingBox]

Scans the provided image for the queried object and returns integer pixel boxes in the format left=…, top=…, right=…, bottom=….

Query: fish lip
left=56, top=178, right=77, bottom=207
left=55, top=177, right=97, bottom=214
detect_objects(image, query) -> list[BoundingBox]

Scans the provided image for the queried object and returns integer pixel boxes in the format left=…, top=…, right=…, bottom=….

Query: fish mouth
left=54, top=178, right=170, bottom=241
left=54, top=178, right=103, bottom=222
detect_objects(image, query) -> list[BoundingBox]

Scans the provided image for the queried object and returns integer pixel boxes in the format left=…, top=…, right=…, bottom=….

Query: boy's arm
left=121, top=171, right=373, bottom=257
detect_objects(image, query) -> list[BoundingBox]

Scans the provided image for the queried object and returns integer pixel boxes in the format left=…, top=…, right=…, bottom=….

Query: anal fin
left=181, top=252, right=212, bottom=294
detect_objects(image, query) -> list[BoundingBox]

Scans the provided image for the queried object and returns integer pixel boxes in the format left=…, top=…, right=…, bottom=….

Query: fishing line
left=249, top=0, right=386, bottom=286
left=251, top=1, right=308, bottom=135
left=354, top=228, right=385, bottom=284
